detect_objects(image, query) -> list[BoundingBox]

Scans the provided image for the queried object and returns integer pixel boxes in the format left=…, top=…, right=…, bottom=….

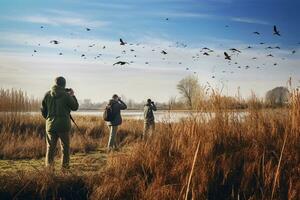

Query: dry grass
left=0, top=90, right=299, bottom=199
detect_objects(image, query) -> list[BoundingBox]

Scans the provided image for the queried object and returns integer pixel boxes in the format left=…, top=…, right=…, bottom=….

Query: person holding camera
left=41, top=76, right=79, bottom=170
left=143, top=99, right=157, bottom=139
left=106, top=94, right=127, bottom=151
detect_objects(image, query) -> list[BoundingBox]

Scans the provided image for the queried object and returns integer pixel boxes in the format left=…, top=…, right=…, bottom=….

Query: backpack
left=103, top=105, right=114, bottom=121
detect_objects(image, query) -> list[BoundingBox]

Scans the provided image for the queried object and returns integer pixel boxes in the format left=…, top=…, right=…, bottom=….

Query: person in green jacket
left=107, top=94, right=127, bottom=151
left=143, top=99, right=157, bottom=139
left=41, top=76, right=79, bottom=169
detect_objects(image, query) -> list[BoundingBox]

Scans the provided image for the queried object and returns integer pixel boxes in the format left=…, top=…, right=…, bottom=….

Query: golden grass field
left=0, top=90, right=299, bottom=200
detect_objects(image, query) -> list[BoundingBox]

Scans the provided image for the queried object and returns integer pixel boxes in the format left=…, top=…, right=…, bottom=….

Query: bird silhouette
left=59, top=52, right=63, bottom=55
left=224, top=52, right=231, bottom=60
left=40, top=26, right=44, bottom=29
left=81, top=54, right=85, bottom=57
left=120, top=38, right=126, bottom=45
left=161, top=50, right=167, bottom=55
left=203, top=52, right=209, bottom=56
left=202, top=47, right=210, bottom=51
left=292, top=50, right=296, bottom=54
left=50, top=40, right=59, bottom=44
left=113, top=61, right=129, bottom=66
left=229, top=48, right=241, bottom=53
left=33, top=50, right=37, bottom=53
left=267, top=54, right=274, bottom=57
left=86, top=28, right=91, bottom=31
left=253, top=31, right=260, bottom=35
left=273, top=25, right=280, bottom=36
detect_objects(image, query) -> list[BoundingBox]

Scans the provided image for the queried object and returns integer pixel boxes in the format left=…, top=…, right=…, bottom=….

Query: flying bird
left=40, top=26, right=44, bottom=29
left=120, top=38, right=126, bottom=45
left=253, top=31, right=260, bottom=35
left=50, top=40, right=59, bottom=44
left=59, top=52, right=63, bottom=55
left=229, top=48, right=241, bottom=53
left=203, top=52, right=209, bottom=56
left=81, top=54, right=85, bottom=57
left=161, top=50, right=167, bottom=55
left=86, top=28, right=91, bottom=31
left=224, top=52, right=231, bottom=60
left=113, top=61, right=129, bottom=66
left=273, top=25, right=280, bottom=36
left=33, top=50, right=37, bottom=53
left=267, top=54, right=274, bottom=57
left=202, top=47, right=210, bottom=51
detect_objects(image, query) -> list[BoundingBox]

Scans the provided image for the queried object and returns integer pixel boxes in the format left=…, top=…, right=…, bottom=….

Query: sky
left=0, top=0, right=299, bottom=103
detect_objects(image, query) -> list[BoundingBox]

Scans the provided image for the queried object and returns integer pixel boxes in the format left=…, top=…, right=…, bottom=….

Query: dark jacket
left=107, top=99, right=127, bottom=126
left=41, top=85, right=79, bottom=133
left=144, top=103, right=157, bottom=123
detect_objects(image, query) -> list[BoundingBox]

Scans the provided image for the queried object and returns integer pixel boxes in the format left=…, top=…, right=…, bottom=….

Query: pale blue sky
left=0, top=0, right=299, bottom=102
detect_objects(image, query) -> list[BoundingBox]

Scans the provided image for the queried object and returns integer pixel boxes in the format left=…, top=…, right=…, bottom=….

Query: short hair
left=55, top=76, right=66, bottom=87
left=112, top=94, right=118, bottom=99
left=147, top=99, right=152, bottom=103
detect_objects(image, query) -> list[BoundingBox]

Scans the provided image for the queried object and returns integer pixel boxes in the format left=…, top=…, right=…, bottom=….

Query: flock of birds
left=30, top=23, right=299, bottom=79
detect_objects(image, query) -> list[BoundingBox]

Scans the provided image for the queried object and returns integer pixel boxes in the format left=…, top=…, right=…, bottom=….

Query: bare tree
left=177, top=75, right=203, bottom=109
left=265, top=87, right=289, bottom=106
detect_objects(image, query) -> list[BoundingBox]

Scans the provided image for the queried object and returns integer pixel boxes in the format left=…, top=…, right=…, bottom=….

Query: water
left=0, top=110, right=247, bottom=123
left=74, top=110, right=247, bottom=122
left=73, top=110, right=193, bottom=122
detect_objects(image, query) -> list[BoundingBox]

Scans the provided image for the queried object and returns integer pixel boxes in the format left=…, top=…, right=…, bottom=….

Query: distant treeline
left=0, top=88, right=40, bottom=112
left=0, top=85, right=291, bottom=113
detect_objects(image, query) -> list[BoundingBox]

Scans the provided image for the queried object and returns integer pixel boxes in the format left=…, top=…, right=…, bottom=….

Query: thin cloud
left=11, top=15, right=109, bottom=28
left=153, top=11, right=216, bottom=19
left=231, top=17, right=270, bottom=25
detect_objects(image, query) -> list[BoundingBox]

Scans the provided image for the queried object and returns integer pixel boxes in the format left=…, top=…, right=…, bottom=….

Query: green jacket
left=41, top=85, right=79, bottom=133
